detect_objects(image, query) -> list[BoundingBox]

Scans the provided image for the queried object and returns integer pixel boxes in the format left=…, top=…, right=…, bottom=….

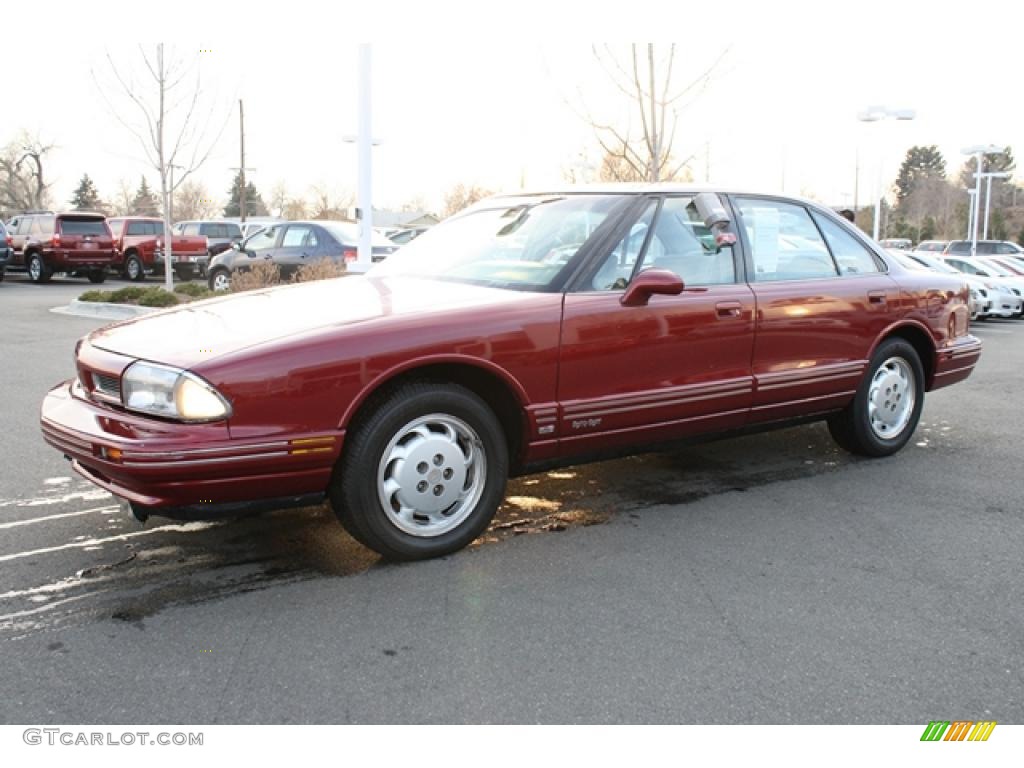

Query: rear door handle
left=868, top=290, right=887, bottom=305
left=715, top=301, right=743, bottom=318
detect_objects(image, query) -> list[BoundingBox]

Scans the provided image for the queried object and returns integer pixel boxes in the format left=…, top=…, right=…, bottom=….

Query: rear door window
left=734, top=198, right=839, bottom=281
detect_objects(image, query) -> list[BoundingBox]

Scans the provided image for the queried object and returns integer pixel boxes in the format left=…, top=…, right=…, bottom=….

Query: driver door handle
left=715, top=301, right=743, bottom=318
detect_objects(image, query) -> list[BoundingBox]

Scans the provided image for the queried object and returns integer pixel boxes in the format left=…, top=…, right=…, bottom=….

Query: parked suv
left=943, top=240, right=1024, bottom=257
left=6, top=211, right=116, bottom=283
left=0, top=220, right=11, bottom=281
left=172, top=220, right=243, bottom=275
left=107, top=217, right=208, bottom=281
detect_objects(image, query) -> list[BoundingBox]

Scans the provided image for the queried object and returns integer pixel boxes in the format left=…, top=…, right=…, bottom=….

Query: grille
left=93, top=373, right=121, bottom=398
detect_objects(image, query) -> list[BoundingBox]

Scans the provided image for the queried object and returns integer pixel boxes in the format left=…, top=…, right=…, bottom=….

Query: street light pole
left=975, top=170, right=1012, bottom=240
left=966, top=189, right=976, bottom=240
left=857, top=105, right=915, bottom=242
left=962, top=145, right=1006, bottom=256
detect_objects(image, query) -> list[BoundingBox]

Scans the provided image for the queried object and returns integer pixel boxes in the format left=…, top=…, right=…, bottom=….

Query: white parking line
left=0, top=488, right=112, bottom=508
left=0, top=521, right=220, bottom=564
left=0, top=505, right=120, bottom=530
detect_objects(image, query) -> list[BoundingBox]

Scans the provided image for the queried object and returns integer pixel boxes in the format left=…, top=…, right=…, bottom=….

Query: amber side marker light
left=289, top=437, right=336, bottom=456
left=101, top=447, right=123, bottom=462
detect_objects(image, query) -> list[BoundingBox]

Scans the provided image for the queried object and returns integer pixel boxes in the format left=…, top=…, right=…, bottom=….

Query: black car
left=206, top=220, right=399, bottom=291
left=0, top=220, right=11, bottom=281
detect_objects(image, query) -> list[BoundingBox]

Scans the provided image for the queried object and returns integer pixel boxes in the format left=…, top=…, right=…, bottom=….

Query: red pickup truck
left=107, top=217, right=208, bottom=281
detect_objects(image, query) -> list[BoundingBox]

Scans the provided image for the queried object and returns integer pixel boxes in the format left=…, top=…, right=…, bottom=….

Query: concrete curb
left=50, top=300, right=161, bottom=321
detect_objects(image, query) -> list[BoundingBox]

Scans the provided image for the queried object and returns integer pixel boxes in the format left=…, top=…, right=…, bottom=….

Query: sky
left=7, top=0, right=1023, bottom=216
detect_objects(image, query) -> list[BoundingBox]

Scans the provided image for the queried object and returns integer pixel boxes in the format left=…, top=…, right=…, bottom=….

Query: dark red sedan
left=41, top=187, right=981, bottom=560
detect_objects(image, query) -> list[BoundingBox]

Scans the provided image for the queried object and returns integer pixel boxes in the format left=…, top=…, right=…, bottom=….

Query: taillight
left=53, top=233, right=61, bottom=247
left=342, top=247, right=357, bottom=263
left=4, top=236, right=10, bottom=247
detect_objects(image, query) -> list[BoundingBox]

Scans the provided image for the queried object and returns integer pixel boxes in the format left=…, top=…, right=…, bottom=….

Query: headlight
left=121, top=361, right=231, bottom=422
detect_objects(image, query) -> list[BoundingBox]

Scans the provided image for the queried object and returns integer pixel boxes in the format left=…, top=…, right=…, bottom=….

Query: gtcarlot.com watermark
left=23, top=728, right=203, bottom=747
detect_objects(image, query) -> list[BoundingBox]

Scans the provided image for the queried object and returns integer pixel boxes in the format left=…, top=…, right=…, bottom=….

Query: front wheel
left=827, top=338, right=924, bottom=457
left=330, top=382, right=508, bottom=560
left=208, top=268, right=231, bottom=292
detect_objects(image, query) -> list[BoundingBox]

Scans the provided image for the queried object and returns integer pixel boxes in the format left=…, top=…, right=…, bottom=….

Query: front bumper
left=40, top=380, right=342, bottom=516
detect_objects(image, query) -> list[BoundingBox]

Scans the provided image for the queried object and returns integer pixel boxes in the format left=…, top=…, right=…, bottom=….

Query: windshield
left=369, top=195, right=621, bottom=290
left=978, top=259, right=1011, bottom=277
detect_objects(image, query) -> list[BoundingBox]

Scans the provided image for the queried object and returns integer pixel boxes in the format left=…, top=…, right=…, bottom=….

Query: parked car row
left=888, top=241, right=1024, bottom=321
left=1, top=209, right=426, bottom=285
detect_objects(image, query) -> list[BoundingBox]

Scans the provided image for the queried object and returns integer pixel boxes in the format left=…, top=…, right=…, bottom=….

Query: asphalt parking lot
left=1, top=272, right=1021, bottom=724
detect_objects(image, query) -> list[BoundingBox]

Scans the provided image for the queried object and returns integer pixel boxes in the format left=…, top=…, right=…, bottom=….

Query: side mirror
left=694, top=192, right=730, bottom=230
left=230, top=241, right=241, bottom=251
left=620, top=268, right=684, bottom=307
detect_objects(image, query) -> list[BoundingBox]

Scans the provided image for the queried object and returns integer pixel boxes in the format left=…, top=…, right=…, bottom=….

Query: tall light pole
left=966, top=189, right=977, bottom=240
left=343, top=45, right=380, bottom=274
left=977, top=170, right=1012, bottom=239
left=962, top=145, right=1006, bottom=256
left=858, top=105, right=916, bottom=241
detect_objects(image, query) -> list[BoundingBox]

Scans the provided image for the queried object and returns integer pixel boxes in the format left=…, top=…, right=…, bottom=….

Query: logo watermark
left=920, top=721, right=996, bottom=742
left=23, top=729, right=203, bottom=747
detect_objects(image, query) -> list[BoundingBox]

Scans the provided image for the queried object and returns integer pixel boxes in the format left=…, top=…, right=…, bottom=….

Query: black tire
left=0, top=269, right=5, bottom=282
left=27, top=253, right=52, bottom=284
left=86, top=269, right=107, bottom=284
left=174, top=265, right=194, bottom=282
left=123, top=254, right=145, bottom=282
left=827, top=338, right=925, bottom=457
left=330, top=381, right=508, bottom=561
left=208, top=267, right=231, bottom=292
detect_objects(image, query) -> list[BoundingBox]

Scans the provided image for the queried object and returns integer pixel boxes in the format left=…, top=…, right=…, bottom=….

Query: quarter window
left=735, top=198, right=838, bottom=281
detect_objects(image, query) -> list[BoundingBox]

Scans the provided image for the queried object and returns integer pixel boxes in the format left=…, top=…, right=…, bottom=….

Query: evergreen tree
left=130, top=177, right=161, bottom=217
left=223, top=172, right=269, bottom=217
left=920, top=215, right=937, bottom=242
left=990, top=209, right=1008, bottom=241
left=1017, top=225, right=1024, bottom=248
left=893, top=145, right=946, bottom=205
left=70, top=174, right=103, bottom=211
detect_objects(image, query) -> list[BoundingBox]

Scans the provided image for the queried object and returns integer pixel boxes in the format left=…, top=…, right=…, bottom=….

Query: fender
left=337, top=353, right=531, bottom=431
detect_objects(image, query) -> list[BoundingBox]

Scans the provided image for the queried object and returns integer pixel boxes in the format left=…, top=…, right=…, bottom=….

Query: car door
left=731, top=196, right=898, bottom=424
left=275, top=224, right=319, bottom=277
left=235, top=224, right=281, bottom=271
left=557, top=195, right=756, bottom=456
left=7, top=217, right=24, bottom=264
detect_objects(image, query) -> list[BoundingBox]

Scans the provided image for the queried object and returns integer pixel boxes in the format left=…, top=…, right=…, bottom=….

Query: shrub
left=292, top=258, right=347, bottom=283
left=136, top=288, right=180, bottom=307
left=79, top=290, right=112, bottom=303
left=174, top=283, right=214, bottom=299
left=230, top=261, right=281, bottom=292
left=108, top=286, right=148, bottom=303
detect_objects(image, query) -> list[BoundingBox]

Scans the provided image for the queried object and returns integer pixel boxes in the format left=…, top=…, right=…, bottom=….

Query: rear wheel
left=174, top=265, right=193, bottom=282
left=86, top=269, right=107, bottom=284
left=123, top=254, right=145, bottom=281
left=208, top=268, right=231, bottom=292
left=330, top=381, right=508, bottom=560
left=827, top=338, right=924, bottom=457
left=27, top=253, right=52, bottom=284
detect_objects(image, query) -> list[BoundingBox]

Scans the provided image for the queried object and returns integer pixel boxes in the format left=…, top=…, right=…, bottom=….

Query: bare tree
left=308, top=184, right=354, bottom=220
left=173, top=180, right=220, bottom=220
left=282, top=197, right=309, bottom=221
left=442, top=183, right=491, bottom=218
left=268, top=181, right=289, bottom=218
left=108, top=178, right=136, bottom=216
left=576, top=44, right=728, bottom=183
left=95, top=44, right=230, bottom=289
left=0, top=132, right=55, bottom=213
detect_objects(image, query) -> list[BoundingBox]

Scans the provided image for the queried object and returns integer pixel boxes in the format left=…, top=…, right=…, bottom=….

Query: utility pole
left=231, top=100, right=256, bottom=224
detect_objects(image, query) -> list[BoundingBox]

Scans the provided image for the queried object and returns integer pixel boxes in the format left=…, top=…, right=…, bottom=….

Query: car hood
left=88, top=276, right=537, bottom=370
